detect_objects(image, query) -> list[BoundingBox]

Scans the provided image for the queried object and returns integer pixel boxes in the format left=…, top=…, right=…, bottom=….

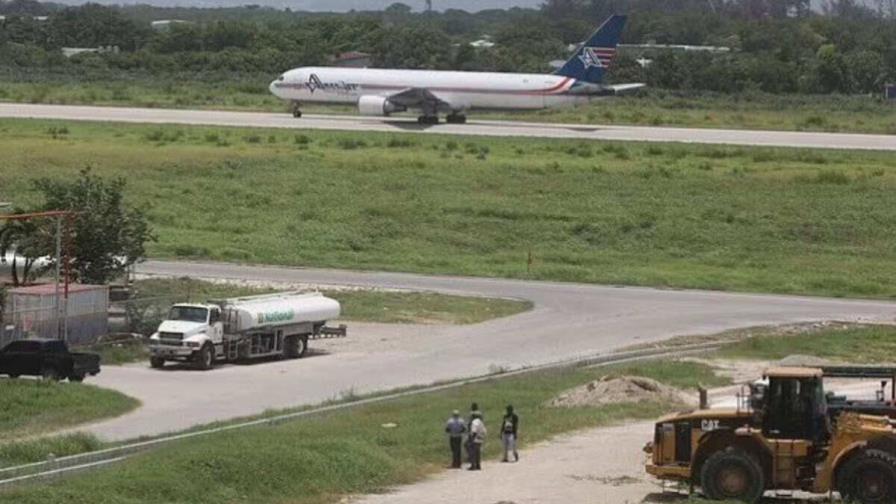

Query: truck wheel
left=40, top=366, right=61, bottom=382
left=150, top=357, right=165, bottom=369
left=838, top=449, right=896, bottom=504
left=284, top=335, right=308, bottom=359
left=195, top=344, right=214, bottom=370
left=700, top=449, right=765, bottom=503
left=69, top=373, right=85, bottom=383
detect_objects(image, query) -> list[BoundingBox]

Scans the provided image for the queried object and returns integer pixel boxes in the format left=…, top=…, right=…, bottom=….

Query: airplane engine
left=357, top=95, right=406, bottom=116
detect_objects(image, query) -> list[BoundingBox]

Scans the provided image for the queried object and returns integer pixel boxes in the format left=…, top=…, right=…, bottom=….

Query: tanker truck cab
left=148, top=292, right=346, bottom=370
left=149, top=303, right=223, bottom=369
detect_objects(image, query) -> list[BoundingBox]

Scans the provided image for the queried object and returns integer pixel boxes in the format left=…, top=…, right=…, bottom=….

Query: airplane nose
left=269, top=80, right=280, bottom=97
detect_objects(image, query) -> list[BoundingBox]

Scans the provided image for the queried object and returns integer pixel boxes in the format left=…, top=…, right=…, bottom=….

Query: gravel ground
left=345, top=421, right=666, bottom=504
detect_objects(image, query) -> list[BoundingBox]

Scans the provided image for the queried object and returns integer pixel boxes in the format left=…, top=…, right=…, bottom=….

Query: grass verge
left=0, top=380, right=139, bottom=443
left=716, top=324, right=896, bottom=363
left=3, top=120, right=896, bottom=298
left=0, top=360, right=716, bottom=503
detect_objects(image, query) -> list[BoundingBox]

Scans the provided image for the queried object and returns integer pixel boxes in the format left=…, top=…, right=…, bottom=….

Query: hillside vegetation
left=1, top=119, right=895, bottom=298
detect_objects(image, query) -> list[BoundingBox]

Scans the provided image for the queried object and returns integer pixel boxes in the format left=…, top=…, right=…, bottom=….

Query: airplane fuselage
left=270, top=67, right=603, bottom=112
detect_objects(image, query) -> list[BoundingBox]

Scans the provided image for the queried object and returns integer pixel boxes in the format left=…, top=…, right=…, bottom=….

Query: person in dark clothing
left=501, top=404, right=520, bottom=462
left=445, top=409, right=467, bottom=469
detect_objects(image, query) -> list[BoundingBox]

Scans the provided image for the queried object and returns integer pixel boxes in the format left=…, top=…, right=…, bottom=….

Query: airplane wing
left=386, top=87, right=454, bottom=112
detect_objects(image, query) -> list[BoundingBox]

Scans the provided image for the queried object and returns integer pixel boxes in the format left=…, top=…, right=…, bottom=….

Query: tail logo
left=579, top=47, right=617, bottom=69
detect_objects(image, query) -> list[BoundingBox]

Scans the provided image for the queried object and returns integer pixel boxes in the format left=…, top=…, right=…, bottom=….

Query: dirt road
left=346, top=422, right=664, bottom=504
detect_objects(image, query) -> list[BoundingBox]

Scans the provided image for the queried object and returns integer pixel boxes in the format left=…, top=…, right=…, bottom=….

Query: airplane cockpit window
left=277, top=75, right=285, bottom=81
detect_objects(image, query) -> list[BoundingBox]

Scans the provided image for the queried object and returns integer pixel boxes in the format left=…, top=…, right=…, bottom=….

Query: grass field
left=0, top=380, right=138, bottom=442
left=4, top=76, right=896, bottom=134
left=2, top=119, right=896, bottom=298
left=718, top=324, right=896, bottom=363
left=0, top=360, right=721, bottom=503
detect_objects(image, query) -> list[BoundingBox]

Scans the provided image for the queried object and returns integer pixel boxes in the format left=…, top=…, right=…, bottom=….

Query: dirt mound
left=777, top=354, right=833, bottom=367
left=548, top=375, right=688, bottom=408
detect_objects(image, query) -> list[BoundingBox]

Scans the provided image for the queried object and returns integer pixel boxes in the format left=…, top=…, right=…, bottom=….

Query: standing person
left=445, top=409, right=467, bottom=469
left=465, top=402, right=482, bottom=464
left=501, top=404, right=520, bottom=462
left=468, top=411, right=487, bottom=470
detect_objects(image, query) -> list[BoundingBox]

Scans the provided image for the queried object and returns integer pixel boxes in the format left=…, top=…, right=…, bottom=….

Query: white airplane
left=269, top=14, right=643, bottom=124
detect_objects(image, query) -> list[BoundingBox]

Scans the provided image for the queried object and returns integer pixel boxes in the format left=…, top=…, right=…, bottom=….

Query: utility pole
left=54, top=216, right=62, bottom=340
left=426, top=0, right=432, bottom=12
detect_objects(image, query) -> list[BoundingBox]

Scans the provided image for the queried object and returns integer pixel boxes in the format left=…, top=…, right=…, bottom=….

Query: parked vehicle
left=148, top=291, right=347, bottom=370
left=0, top=339, right=101, bottom=382
left=645, top=367, right=896, bottom=503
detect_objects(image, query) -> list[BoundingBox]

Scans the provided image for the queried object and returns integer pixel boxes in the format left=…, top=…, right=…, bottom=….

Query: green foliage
left=0, top=379, right=138, bottom=441
left=1, top=2, right=895, bottom=97
left=0, top=433, right=103, bottom=468
left=31, top=167, right=155, bottom=284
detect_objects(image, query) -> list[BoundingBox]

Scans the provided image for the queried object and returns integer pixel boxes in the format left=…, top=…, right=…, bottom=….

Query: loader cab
left=760, top=367, right=828, bottom=441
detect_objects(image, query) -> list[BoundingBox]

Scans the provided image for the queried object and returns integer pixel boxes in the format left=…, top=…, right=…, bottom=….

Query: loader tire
left=149, top=356, right=165, bottom=369
left=700, top=449, right=765, bottom=503
left=838, top=449, right=896, bottom=504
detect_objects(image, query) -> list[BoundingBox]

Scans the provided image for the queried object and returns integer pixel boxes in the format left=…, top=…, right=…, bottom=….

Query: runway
left=2, top=103, right=895, bottom=150
left=81, top=260, right=896, bottom=441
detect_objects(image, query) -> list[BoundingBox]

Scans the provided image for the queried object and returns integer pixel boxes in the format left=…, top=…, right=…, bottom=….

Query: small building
left=469, top=37, right=495, bottom=49
left=3, top=283, right=109, bottom=346
left=330, top=51, right=372, bottom=68
left=62, top=46, right=119, bottom=58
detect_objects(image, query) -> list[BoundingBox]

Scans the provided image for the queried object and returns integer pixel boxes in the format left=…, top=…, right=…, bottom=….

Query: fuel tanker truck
left=148, top=292, right=346, bottom=369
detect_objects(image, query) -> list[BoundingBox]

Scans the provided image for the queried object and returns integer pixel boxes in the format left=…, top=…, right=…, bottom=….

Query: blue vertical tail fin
left=555, top=14, right=627, bottom=84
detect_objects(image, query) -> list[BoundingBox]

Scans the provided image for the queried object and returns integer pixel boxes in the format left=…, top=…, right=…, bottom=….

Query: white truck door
left=209, top=308, right=224, bottom=343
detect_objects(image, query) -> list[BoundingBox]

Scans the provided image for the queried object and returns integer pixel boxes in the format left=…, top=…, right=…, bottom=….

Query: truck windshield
left=168, top=306, right=208, bottom=323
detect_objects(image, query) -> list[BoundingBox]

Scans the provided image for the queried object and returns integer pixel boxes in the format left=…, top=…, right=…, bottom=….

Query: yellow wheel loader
left=645, top=367, right=896, bottom=503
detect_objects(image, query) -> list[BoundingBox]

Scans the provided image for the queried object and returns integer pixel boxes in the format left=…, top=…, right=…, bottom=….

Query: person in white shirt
left=468, top=412, right=487, bottom=470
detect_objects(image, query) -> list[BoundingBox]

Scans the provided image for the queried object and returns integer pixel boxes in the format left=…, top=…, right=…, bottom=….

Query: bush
left=814, top=170, right=850, bottom=185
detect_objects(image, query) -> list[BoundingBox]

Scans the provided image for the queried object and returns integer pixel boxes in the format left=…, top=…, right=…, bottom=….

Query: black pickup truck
left=0, top=339, right=101, bottom=382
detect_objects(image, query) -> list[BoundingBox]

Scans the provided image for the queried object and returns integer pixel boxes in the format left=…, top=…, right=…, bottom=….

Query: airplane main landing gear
left=446, top=113, right=467, bottom=124
left=417, top=115, right=439, bottom=125
left=291, top=102, right=302, bottom=118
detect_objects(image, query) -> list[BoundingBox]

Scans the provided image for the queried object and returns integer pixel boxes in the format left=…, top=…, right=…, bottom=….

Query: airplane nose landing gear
left=291, top=101, right=302, bottom=118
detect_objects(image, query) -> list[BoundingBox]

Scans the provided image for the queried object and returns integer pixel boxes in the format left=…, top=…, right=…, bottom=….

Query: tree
left=32, top=168, right=155, bottom=285
left=813, top=43, right=849, bottom=92
left=0, top=213, right=52, bottom=286
left=847, top=49, right=885, bottom=93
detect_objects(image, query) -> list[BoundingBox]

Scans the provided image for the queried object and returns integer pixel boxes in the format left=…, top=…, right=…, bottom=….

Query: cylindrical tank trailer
left=148, top=291, right=347, bottom=370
